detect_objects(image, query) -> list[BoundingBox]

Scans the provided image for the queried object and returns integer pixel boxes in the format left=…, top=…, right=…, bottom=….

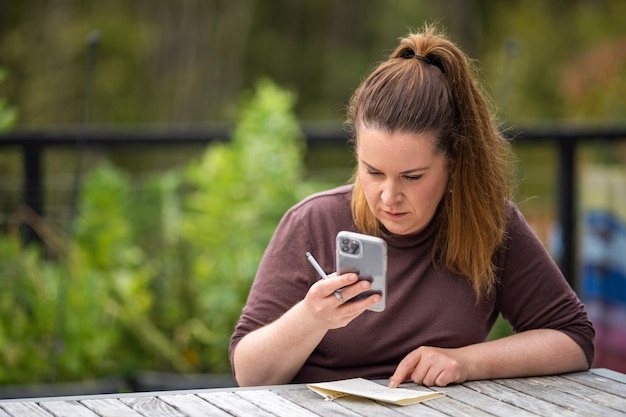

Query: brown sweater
left=230, top=185, right=594, bottom=383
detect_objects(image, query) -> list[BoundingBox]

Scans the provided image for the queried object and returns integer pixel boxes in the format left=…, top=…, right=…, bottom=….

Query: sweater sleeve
left=228, top=187, right=353, bottom=372
left=229, top=205, right=316, bottom=364
left=496, top=204, right=595, bottom=367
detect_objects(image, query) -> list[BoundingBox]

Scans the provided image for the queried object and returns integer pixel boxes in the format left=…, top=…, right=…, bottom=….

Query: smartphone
left=335, top=231, right=387, bottom=312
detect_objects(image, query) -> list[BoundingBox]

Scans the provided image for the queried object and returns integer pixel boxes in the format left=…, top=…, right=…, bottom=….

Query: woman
left=229, top=25, right=594, bottom=388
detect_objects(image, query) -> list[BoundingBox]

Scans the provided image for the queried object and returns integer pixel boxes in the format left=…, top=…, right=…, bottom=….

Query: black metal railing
left=1, top=124, right=625, bottom=290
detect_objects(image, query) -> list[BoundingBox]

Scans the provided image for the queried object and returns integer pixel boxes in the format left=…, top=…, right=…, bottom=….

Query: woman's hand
left=232, top=271, right=381, bottom=386
left=303, top=272, right=382, bottom=330
left=388, top=329, right=589, bottom=388
left=389, top=346, right=470, bottom=387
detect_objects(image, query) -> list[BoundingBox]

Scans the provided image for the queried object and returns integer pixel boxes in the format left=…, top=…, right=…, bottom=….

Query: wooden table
left=0, top=369, right=624, bottom=416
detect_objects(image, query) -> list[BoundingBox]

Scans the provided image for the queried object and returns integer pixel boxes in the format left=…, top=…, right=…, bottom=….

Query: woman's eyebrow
left=362, top=161, right=378, bottom=171
left=400, top=167, right=429, bottom=175
left=361, top=160, right=429, bottom=174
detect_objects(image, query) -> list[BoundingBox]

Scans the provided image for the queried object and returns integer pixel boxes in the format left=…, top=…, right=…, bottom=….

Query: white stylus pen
left=305, top=252, right=344, bottom=302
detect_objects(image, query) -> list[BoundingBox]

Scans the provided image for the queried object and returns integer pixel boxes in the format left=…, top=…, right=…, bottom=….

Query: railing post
left=557, top=137, right=576, bottom=289
left=20, top=142, right=43, bottom=244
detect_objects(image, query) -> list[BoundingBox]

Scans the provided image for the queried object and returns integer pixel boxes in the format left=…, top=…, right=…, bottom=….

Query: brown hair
left=347, top=24, right=512, bottom=300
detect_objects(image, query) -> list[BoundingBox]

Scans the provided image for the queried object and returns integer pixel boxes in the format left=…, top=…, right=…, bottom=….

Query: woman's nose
left=380, top=180, right=401, bottom=205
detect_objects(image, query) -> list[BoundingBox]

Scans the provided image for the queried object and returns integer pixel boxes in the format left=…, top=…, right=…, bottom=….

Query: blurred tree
left=0, top=0, right=624, bottom=124
left=133, top=0, right=257, bottom=122
left=481, top=0, right=626, bottom=121
left=0, top=1, right=435, bottom=124
left=0, top=68, right=17, bottom=131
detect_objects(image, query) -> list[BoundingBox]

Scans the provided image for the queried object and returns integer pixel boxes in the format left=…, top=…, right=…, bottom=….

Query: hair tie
left=411, top=54, right=432, bottom=65
left=400, top=50, right=442, bottom=72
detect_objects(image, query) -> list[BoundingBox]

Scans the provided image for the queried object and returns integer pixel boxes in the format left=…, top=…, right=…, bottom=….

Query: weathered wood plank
left=379, top=401, right=453, bottom=417
left=280, top=382, right=454, bottom=417
left=331, top=395, right=415, bottom=416
left=159, top=394, right=233, bottom=417
left=273, top=387, right=363, bottom=417
left=590, top=368, right=626, bottom=384
left=235, top=390, right=321, bottom=417
left=410, top=392, right=497, bottom=417
left=437, top=383, right=537, bottom=417
left=0, top=371, right=623, bottom=417
left=530, top=374, right=626, bottom=413
left=0, top=402, right=54, bottom=417
left=79, top=399, right=145, bottom=417
left=564, top=371, right=626, bottom=397
left=198, top=391, right=275, bottom=416
left=464, top=379, right=581, bottom=417
left=498, top=376, right=626, bottom=417
left=276, top=385, right=451, bottom=417
left=120, top=396, right=186, bottom=417
left=39, top=400, right=100, bottom=417
left=0, top=407, right=14, bottom=417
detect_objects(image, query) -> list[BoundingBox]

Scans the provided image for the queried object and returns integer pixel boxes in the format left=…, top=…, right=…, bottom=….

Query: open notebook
left=307, top=378, right=444, bottom=406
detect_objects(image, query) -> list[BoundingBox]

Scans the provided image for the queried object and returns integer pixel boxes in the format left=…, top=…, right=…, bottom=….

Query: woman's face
left=357, top=127, right=450, bottom=236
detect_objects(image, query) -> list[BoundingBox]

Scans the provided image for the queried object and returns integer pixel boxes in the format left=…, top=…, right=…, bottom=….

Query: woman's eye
left=367, top=171, right=382, bottom=176
left=404, top=175, right=423, bottom=182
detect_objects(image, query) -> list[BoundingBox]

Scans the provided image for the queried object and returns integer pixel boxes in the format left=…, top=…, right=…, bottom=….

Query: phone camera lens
left=349, top=241, right=360, bottom=255
left=340, top=237, right=360, bottom=255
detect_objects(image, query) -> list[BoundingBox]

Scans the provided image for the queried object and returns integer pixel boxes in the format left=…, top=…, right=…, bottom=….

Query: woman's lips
left=382, top=210, right=408, bottom=220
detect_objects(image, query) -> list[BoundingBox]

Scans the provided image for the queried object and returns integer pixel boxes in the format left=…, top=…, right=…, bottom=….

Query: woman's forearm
left=463, top=329, right=589, bottom=381
left=232, top=300, right=328, bottom=386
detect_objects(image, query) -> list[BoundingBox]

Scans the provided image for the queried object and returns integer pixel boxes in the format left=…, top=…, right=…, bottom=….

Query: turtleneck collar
left=378, top=213, right=440, bottom=249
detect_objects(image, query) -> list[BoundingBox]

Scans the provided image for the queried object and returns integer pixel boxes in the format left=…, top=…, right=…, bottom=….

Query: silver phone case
left=335, top=231, right=387, bottom=312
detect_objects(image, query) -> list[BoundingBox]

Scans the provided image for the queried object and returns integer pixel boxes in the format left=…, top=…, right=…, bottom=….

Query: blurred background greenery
left=1, top=0, right=625, bottom=125
left=0, top=0, right=625, bottom=391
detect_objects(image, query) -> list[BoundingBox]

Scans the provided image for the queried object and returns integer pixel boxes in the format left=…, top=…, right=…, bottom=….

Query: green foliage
left=4, top=1, right=625, bottom=125
left=483, top=0, right=626, bottom=121
left=178, top=79, right=305, bottom=370
left=488, top=314, right=514, bottom=341
left=0, top=68, right=17, bottom=132
left=0, top=80, right=313, bottom=383
left=0, top=233, right=120, bottom=383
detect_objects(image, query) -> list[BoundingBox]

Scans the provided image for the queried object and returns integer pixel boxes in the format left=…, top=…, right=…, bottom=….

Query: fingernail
left=389, top=379, right=398, bottom=389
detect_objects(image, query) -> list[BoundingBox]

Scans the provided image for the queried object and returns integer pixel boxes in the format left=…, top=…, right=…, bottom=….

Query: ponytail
left=347, top=24, right=512, bottom=300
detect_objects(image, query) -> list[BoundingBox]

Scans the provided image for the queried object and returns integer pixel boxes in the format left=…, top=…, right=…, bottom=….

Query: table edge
left=0, top=369, right=622, bottom=404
